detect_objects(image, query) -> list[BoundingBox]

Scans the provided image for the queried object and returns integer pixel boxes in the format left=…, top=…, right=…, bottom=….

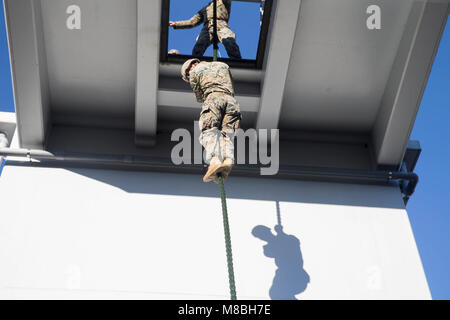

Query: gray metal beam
left=4, top=0, right=51, bottom=149
left=0, top=132, right=7, bottom=165
left=0, top=112, right=16, bottom=148
left=0, top=146, right=418, bottom=205
left=158, top=90, right=260, bottom=113
left=373, top=0, right=450, bottom=166
left=256, top=0, right=301, bottom=132
left=135, top=0, right=161, bottom=147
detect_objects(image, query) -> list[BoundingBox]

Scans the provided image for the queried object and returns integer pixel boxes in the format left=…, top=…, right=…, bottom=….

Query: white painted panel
left=135, top=0, right=162, bottom=145
left=40, top=0, right=137, bottom=117
left=0, top=165, right=430, bottom=299
left=280, top=0, right=414, bottom=132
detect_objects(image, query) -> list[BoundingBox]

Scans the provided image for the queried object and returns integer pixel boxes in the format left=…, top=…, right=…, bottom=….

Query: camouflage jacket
left=173, top=0, right=231, bottom=29
left=189, top=61, right=235, bottom=103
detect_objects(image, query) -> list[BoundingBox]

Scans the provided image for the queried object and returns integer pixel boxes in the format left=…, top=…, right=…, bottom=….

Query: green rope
left=218, top=174, right=237, bottom=300
left=212, top=0, right=236, bottom=300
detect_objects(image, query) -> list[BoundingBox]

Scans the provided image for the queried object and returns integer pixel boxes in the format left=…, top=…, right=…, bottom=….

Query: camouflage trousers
left=193, top=20, right=242, bottom=59
left=199, top=92, right=241, bottom=164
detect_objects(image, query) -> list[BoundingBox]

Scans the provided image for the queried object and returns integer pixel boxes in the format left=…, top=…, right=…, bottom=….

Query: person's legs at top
left=217, top=21, right=242, bottom=59
left=192, top=25, right=212, bottom=57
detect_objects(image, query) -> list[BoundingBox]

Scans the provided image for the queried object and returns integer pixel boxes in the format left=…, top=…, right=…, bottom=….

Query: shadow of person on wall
left=252, top=224, right=310, bottom=300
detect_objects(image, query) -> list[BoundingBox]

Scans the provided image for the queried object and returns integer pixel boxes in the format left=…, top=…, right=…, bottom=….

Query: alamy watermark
left=66, top=5, right=81, bottom=30
left=366, top=5, right=381, bottom=30
left=65, top=4, right=382, bottom=31
left=171, top=122, right=280, bottom=176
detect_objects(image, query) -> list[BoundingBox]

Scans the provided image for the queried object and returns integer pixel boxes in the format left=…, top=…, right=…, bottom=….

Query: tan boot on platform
left=203, top=157, right=223, bottom=183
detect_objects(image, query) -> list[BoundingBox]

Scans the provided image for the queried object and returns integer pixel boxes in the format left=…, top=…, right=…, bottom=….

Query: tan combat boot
left=218, top=158, right=233, bottom=182
left=203, top=157, right=223, bottom=183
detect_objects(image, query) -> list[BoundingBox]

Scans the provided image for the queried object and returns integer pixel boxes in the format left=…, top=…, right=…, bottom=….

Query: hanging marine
left=181, top=58, right=241, bottom=183
left=169, top=0, right=242, bottom=59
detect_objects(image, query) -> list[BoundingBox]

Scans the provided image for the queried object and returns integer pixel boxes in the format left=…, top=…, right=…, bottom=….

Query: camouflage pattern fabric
left=194, top=20, right=241, bottom=59
left=173, top=0, right=231, bottom=29
left=189, top=61, right=235, bottom=103
left=173, top=0, right=241, bottom=59
left=187, top=61, right=241, bottom=163
left=199, top=93, right=241, bottom=163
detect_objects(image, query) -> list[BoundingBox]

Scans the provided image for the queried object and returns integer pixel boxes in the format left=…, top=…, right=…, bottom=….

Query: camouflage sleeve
left=190, top=73, right=204, bottom=103
left=220, top=62, right=233, bottom=80
left=173, top=11, right=204, bottom=29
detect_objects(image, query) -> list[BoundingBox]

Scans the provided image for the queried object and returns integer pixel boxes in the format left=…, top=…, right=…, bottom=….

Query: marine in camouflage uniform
left=171, top=0, right=242, bottom=60
left=181, top=58, right=241, bottom=182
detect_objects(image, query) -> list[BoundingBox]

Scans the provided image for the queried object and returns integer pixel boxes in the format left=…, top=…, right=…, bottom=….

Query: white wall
left=0, top=165, right=430, bottom=299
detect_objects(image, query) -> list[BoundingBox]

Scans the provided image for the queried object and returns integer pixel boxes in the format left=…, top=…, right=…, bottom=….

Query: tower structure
left=0, top=0, right=448, bottom=299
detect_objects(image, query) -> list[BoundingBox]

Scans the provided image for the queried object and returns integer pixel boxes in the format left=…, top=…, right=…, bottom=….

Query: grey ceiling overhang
left=3, top=0, right=449, bottom=169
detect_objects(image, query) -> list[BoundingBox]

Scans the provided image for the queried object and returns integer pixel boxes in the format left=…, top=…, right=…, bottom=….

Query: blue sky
left=0, top=5, right=12, bottom=113
left=169, top=0, right=261, bottom=59
left=408, top=16, right=450, bottom=299
left=0, top=1, right=449, bottom=299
